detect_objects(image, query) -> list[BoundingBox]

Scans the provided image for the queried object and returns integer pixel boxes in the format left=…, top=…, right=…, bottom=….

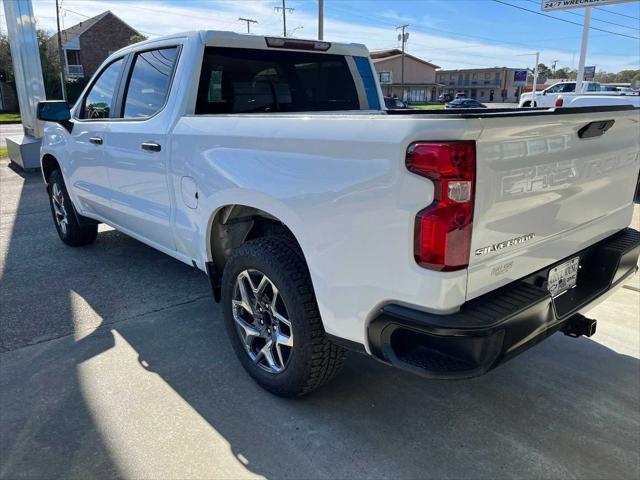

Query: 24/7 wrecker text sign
left=542, top=0, right=636, bottom=11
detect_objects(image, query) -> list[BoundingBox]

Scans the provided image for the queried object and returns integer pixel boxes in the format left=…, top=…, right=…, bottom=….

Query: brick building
left=436, top=67, right=527, bottom=103
left=48, top=11, right=141, bottom=80
left=371, top=49, right=440, bottom=104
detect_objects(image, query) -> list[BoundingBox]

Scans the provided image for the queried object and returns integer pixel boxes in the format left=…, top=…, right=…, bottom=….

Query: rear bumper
left=368, top=228, right=640, bottom=379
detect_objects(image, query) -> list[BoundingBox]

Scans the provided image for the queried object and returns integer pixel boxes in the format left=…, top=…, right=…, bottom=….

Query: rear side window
left=196, top=47, right=363, bottom=114
left=123, top=47, right=179, bottom=118
left=81, top=58, right=124, bottom=119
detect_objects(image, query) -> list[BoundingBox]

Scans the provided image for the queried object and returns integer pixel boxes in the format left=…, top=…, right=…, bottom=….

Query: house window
left=379, top=71, right=391, bottom=84
left=480, top=90, right=484, bottom=97
left=484, top=72, right=490, bottom=80
left=66, top=49, right=80, bottom=65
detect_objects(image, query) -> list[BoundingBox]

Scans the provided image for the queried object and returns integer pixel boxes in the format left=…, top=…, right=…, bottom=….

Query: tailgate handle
left=578, top=120, right=614, bottom=139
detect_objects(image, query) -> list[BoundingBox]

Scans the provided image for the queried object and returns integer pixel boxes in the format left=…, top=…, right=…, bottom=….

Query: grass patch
left=0, top=146, right=8, bottom=158
left=412, top=104, right=445, bottom=110
left=0, top=112, right=21, bottom=123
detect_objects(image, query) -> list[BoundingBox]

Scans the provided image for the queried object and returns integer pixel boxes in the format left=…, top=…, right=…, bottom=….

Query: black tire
left=522, top=101, right=531, bottom=107
left=47, top=169, right=98, bottom=247
left=221, top=236, right=346, bottom=397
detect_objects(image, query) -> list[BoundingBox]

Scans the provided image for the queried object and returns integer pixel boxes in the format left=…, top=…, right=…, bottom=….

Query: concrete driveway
left=1, top=158, right=639, bottom=479
left=0, top=124, right=23, bottom=147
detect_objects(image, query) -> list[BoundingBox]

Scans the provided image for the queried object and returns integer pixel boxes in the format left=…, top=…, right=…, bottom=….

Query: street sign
left=513, top=70, right=528, bottom=85
left=583, top=66, right=596, bottom=80
left=542, top=0, right=636, bottom=12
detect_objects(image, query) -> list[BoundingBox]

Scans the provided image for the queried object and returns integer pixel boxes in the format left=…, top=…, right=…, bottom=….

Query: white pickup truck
left=37, top=31, right=640, bottom=397
left=518, top=81, right=621, bottom=108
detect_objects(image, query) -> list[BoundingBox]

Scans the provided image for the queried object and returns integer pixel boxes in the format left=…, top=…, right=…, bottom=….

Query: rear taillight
left=555, top=97, right=564, bottom=107
left=406, top=141, right=476, bottom=271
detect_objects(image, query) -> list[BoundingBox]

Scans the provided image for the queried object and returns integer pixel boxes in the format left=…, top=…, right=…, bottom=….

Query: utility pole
left=55, top=0, right=67, bottom=101
left=318, top=0, right=324, bottom=40
left=532, top=51, right=540, bottom=104
left=238, top=17, right=257, bottom=34
left=396, top=24, right=409, bottom=101
left=274, top=0, right=294, bottom=37
left=551, top=59, right=559, bottom=75
left=575, top=6, right=591, bottom=94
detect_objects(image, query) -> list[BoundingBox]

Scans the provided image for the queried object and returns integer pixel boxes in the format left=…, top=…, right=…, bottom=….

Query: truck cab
left=519, top=81, right=602, bottom=107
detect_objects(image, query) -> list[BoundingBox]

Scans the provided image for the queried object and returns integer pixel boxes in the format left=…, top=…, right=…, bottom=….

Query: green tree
left=554, top=67, right=576, bottom=80
left=536, top=63, right=552, bottom=83
left=129, top=34, right=148, bottom=45
left=614, top=69, right=640, bottom=83
left=0, top=32, right=14, bottom=85
left=37, top=28, right=63, bottom=99
left=594, top=71, right=616, bottom=83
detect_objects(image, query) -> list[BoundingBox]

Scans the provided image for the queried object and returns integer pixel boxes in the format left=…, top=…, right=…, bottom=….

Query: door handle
left=89, top=137, right=103, bottom=145
left=141, top=142, right=161, bottom=152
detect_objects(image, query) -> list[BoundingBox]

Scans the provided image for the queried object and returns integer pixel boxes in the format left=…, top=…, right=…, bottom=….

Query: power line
left=492, top=0, right=640, bottom=40
left=594, top=6, right=640, bottom=20
left=523, top=0, right=639, bottom=31
left=64, top=1, right=234, bottom=32
left=326, top=1, right=594, bottom=54
left=60, top=7, right=161, bottom=36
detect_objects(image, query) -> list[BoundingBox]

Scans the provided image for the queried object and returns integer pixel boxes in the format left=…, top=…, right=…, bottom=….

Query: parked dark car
left=384, top=97, right=408, bottom=109
left=445, top=98, right=487, bottom=109
left=438, top=93, right=453, bottom=103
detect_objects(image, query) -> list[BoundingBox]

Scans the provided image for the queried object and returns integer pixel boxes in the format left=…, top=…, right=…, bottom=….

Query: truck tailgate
left=467, top=107, right=640, bottom=300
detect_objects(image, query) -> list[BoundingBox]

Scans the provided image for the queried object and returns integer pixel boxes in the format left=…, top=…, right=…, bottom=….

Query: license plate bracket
left=547, top=256, right=580, bottom=297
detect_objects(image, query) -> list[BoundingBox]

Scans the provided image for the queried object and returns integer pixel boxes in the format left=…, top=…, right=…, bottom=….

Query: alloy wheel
left=232, top=269, right=294, bottom=374
left=51, top=183, right=69, bottom=235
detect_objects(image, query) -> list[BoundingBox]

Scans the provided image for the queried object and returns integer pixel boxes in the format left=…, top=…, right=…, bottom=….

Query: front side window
left=81, top=58, right=124, bottom=119
left=196, top=47, right=361, bottom=114
left=123, top=47, right=179, bottom=118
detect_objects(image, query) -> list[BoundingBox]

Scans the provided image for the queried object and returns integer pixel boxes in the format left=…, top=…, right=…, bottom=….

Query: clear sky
left=3, top=0, right=639, bottom=72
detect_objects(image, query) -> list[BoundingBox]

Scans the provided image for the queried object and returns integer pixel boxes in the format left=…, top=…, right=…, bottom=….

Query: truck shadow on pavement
left=1, top=161, right=639, bottom=479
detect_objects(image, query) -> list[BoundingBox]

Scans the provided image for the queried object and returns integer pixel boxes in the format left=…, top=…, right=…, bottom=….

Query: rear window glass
left=196, top=47, right=365, bottom=114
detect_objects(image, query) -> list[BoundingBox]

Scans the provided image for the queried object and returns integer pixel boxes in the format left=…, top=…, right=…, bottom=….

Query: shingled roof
left=49, top=11, right=139, bottom=45
left=370, top=48, right=440, bottom=69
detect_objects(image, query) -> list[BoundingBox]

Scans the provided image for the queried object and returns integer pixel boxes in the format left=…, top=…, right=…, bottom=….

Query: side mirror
left=542, top=91, right=547, bottom=96
left=37, top=101, right=71, bottom=122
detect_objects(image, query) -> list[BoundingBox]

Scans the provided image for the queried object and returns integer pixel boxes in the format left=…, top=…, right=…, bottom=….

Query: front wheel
left=47, top=169, right=98, bottom=246
left=221, top=236, right=346, bottom=397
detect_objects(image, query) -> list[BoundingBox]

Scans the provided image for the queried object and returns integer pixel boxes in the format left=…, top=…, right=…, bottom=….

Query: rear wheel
left=47, top=169, right=98, bottom=246
left=221, top=236, right=346, bottom=397
left=522, top=101, right=532, bottom=107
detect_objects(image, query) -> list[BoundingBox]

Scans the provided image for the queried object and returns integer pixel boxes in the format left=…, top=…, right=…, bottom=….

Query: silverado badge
left=475, top=233, right=536, bottom=256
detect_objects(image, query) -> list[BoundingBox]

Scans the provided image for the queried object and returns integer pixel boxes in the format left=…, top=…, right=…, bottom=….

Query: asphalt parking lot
left=1, top=156, right=639, bottom=479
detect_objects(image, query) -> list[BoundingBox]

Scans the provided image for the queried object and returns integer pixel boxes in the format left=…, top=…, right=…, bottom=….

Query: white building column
left=2, top=0, right=46, bottom=169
